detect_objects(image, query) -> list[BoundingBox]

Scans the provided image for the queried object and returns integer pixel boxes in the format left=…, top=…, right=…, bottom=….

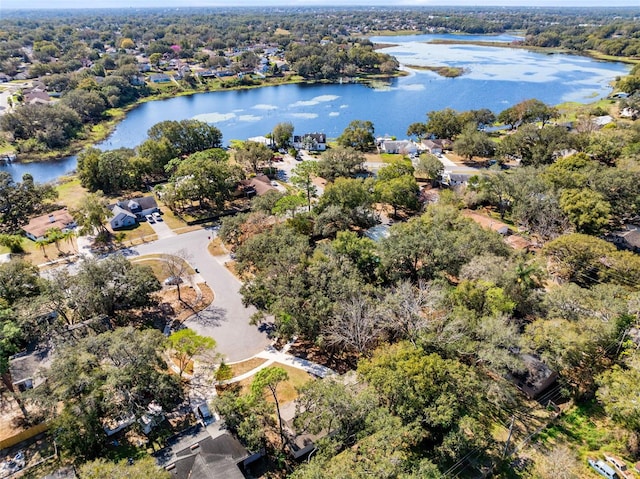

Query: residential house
left=506, top=354, right=558, bottom=400
left=108, top=196, right=159, bottom=229
left=293, top=133, right=327, bottom=151
left=604, top=225, right=640, bottom=253
left=104, top=403, right=165, bottom=437
left=432, top=138, right=453, bottom=150
left=22, top=209, right=76, bottom=241
left=420, top=139, right=443, bottom=155
left=247, top=135, right=274, bottom=147
left=440, top=171, right=473, bottom=187
left=24, top=90, right=52, bottom=105
left=109, top=205, right=137, bottom=230
left=156, top=425, right=259, bottom=479
left=379, top=139, right=418, bottom=156
left=237, top=174, right=276, bottom=198
left=274, top=60, right=289, bottom=72
left=195, top=68, right=217, bottom=79
left=9, top=347, right=53, bottom=392
left=150, top=73, right=171, bottom=83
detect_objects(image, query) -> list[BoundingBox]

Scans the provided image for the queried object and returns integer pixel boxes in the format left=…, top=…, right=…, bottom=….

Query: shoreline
left=12, top=72, right=406, bottom=164
left=424, top=38, right=640, bottom=65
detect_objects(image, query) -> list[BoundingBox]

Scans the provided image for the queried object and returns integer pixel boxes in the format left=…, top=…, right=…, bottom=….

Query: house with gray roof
left=156, top=425, right=260, bottom=479
left=108, top=196, right=160, bottom=229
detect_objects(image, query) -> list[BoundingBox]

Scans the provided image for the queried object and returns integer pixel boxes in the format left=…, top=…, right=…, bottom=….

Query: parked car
left=163, top=276, right=183, bottom=285
left=146, top=214, right=155, bottom=223
left=152, top=212, right=162, bottom=221
left=589, top=458, right=619, bottom=479
left=271, top=180, right=278, bottom=187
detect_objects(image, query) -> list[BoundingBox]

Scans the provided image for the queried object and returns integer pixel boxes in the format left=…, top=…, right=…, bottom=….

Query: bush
left=0, top=234, right=24, bottom=253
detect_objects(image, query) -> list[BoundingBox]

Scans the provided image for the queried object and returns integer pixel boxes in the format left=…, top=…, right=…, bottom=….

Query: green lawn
left=534, top=401, right=629, bottom=461
left=131, top=253, right=195, bottom=282
left=54, top=177, right=87, bottom=209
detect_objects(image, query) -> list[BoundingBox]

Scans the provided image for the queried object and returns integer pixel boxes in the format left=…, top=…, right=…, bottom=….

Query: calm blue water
left=2, top=34, right=629, bottom=183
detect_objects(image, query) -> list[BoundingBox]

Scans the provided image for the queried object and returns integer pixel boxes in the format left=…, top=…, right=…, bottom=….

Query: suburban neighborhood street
left=131, top=228, right=272, bottom=362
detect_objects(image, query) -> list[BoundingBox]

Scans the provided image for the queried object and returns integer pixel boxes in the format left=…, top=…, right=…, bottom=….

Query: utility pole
left=503, top=415, right=516, bottom=459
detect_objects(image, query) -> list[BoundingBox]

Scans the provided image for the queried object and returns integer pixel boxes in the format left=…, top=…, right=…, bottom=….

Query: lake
left=1, top=34, right=629, bottom=183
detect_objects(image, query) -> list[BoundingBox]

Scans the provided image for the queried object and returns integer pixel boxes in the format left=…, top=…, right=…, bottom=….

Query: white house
left=441, top=171, right=473, bottom=187
left=293, top=133, right=327, bottom=151
left=109, top=205, right=137, bottom=230
left=420, top=139, right=443, bottom=156
left=108, top=196, right=160, bottom=230
left=379, top=139, right=418, bottom=156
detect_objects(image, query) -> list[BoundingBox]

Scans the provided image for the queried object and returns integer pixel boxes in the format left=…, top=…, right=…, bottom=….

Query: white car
left=146, top=214, right=155, bottom=223
left=163, top=276, right=183, bottom=285
left=271, top=180, right=278, bottom=187
left=152, top=211, right=162, bottom=221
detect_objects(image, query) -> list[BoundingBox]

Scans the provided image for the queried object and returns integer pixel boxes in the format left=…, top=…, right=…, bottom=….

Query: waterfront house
left=293, top=133, right=327, bottom=151
left=420, top=139, right=443, bottom=155
left=379, top=139, right=418, bottom=156
left=150, top=73, right=171, bottom=83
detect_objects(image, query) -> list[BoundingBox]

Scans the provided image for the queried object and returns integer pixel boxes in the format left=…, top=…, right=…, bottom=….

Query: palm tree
left=35, top=238, right=49, bottom=258
left=63, top=229, right=77, bottom=252
left=515, top=261, right=544, bottom=291
left=45, top=227, right=64, bottom=254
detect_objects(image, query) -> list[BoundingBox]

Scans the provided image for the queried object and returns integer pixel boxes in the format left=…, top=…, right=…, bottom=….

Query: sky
left=2, top=0, right=640, bottom=9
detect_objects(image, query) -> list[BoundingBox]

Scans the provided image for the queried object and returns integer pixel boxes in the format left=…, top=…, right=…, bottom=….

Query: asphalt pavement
left=132, top=228, right=271, bottom=362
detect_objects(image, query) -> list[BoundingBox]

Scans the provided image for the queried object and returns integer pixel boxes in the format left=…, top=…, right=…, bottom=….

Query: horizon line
left=4, top=3, right=640, bottom=10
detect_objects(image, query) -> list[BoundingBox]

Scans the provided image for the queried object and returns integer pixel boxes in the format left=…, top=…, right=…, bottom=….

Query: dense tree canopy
left=0, top=172, right=57, bottom=234
left=34, top=327, right=181, bottom=459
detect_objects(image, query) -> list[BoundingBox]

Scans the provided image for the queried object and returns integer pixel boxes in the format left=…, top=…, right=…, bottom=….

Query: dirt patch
left=170, top=355, right=194, bottom=375
left=463, top=209, right=510, bottom=232
left=207, top=237, right=228, bottom=256
left=224, top=260, right=243, bottom=280
left=158, top=282, right=215, bottom=324
left=228, top=357, right=268, bottom=377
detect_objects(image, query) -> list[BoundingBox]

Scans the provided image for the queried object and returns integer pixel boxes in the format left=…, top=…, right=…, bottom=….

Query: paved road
left=132, top=228, right=271, bottom=362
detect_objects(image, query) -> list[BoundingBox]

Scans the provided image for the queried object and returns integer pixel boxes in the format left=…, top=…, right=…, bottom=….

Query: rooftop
left=22, top=209, right=75, bottom=240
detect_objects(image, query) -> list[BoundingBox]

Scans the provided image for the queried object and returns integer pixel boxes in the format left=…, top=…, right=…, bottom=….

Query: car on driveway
left=271, top=180, right=278, bottom=187
left=163, top=276, right=183, bottom=285
left=146, top=214, right=155, bottom=223
left=152, top=212, right=162, bottom=221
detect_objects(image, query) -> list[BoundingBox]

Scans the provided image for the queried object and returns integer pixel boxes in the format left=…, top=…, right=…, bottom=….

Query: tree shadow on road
left=187, top=305, right=228, bottom=327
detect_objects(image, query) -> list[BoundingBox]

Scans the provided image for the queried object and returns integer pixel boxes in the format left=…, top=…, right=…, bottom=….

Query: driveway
left=147, top=217, right=176, bottom=239
left=437, top=153, right=480, bottom=174
left=132, top=228, right=271, bottom=362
